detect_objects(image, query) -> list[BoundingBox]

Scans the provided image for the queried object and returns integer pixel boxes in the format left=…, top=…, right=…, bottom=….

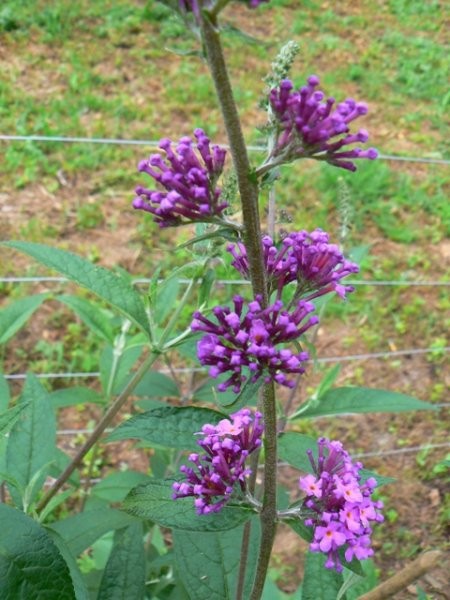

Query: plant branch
left=358, top=551, right=442, bottom=600
left=36, top=351, right=159, bottom=513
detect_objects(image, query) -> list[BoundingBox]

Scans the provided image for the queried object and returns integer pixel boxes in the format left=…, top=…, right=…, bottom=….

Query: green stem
left=199, top=13, right=267, bottom=302
left=199, top=12, right=277, bottom=600
left=36, top=351, right=159, bottom=513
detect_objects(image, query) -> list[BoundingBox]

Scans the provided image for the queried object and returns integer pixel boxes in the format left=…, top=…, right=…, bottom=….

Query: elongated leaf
left=124, top=478, right=252, bottom=531
left=3, top=241, right=151, bottom=336
left=57, top=294, right=115, bottom=343
left=6, top=374, right=56, bottom=507
left=133, top=370, right=180, bottom=398
left=193, top=374, right=263, bottom=410
left=0, top=293, right=46, bottom=344
left=0, top=504, right=75, bottom=599
left=0, top=373, right=10, bottom=411
left=97, top=523, right=146, bottom=600
left=297, top=386, right=437, bottom=418
left=46, top=529, right=90, bottom=600
left=49, top=508, right=136, bottom=556
left=278, top=432, right=318, bottom=473
left=302, top=551, right=343, bottom=600
left=154, top=276, right=180, bottom=324
left=173, top=517, right=260, bottom=600
left=107, top=406, right=225, bottom=448
left=91, top=471, right=151, bottom=502
left=100, top=344, right=143, bottom=395
left=0, top=402, right=30, bottom=436
left=49, top=386, right=104, bottom=408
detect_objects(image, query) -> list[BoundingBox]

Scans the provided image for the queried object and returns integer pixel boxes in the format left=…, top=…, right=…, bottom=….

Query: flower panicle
left=192, top=295, right=318, bottom=393
left=227, top=228, right=359, bottom=301
left=133, top=129, right=228, bottom=228
left=267, top=75, right=377, bottom=172
left=299, top=438, right=384, bottom=572
left=172, top=408, right=264, bottom=514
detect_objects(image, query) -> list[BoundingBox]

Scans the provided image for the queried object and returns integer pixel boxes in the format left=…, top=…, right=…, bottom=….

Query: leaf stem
left=36, top=351, right=159, bottom=513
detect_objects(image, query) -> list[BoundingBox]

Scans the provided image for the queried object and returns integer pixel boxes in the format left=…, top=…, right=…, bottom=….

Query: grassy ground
left=0, top=0, right=449, bottom=596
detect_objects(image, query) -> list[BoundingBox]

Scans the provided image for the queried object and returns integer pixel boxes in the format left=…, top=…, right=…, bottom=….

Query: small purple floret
left=133, top=129, right=228, bottom=227
left=227, top=229, right=359, bottom=301
left=172, top=408, right=264, bottom=514
left=299, top=438, right=384, bottom=572
left=192, top=295, right=317, bottom=393
left=269, top=76, right=377, bottom=171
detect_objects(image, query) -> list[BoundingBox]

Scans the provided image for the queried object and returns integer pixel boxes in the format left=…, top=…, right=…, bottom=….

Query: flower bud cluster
left=268, top=76, right=378, bottom=171
left=227, top=229, right=359, bottom=301
left=172, top=408, right=264, bottom=514
left=133, top=129, right=228, bottom=227
left=299, top=438, right=384, bottom=572
left=192, top=295, right=318, bottom=393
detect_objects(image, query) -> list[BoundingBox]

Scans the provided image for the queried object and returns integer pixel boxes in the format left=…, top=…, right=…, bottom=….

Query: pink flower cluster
left=299, top=438, right=384, bottom=572
left=192, top=295, right=318, bottom=393
left=227, top=229, right=359, bottom=301
left=172, top=408, right=264, bottom=514
left=133, top=129, right=227, bottom=227
left=268, top=76, right=378, bottom=171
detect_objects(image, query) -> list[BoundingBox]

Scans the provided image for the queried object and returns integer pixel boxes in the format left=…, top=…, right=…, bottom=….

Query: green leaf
left=107, top=406, right=225, bottom=449
left=154, top=276, right=180, bottom=324
left=48, top=508, right=137, bottom=556
left=193, top=374, right=263, bottom=410
left=133, top=370, right=180, bottom=398
left=295, top=387, right=437, bottom=418
left=100, top=344, right=143, bottom=395
left=173, top=517, right=260, bottom=600
left=3, top=241, right=151, bottom=337
left=0, top=401, right=30, bottom=436
left=0, top=373, right=10, bottom=411
left=278, top=432, right=318, bottom=473
left=57, top=294, right=115, bottom=343
left=46, top=529, right=90, bottom=600
left=97, top=523, right=146, bottom=600
left=91, top=471, right=151, bottom=502
left=0, top=504, right=75, bottom=599
left=302, top=551, right=343, bottom=600
left=286, top=518, right=313, bottom=543
left=0, top=293, right=46, bottom=344
left=124, top=478, right=252, bottom=531
left=6, top=374, right=56, bottom=508
left=49, top=386, right=104, bottom=408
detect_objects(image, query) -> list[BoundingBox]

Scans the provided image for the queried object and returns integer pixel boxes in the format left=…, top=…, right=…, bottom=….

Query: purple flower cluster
left=268, top=76, right=378, bottom=171
left=227, top=229, right=359, bottom=301
left=192, top=295, right=318, bottom=393
left=172, top=408, right=264, bottom=514
left=299, top=438, right=384, bottom=572
left=133, top=129, right=227, bottom=228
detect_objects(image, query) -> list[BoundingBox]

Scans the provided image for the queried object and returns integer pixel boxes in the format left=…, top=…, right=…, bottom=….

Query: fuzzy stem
left=200, top=12, right=266, bottom=302
left=36, top=352, right=159, bottom=513
left=200, top=10, right=277, bottom=600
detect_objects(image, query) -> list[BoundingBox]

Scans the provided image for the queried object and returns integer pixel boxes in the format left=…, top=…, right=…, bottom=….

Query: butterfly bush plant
left=0, top=1, right=437, bottom=599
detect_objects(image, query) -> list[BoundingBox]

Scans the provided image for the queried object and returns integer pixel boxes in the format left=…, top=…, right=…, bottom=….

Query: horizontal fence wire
left=1, top=276, right=449, bottom=287
left=1, top=134, right=449, bottom=165
left=4, top=346, right=449, bottom=380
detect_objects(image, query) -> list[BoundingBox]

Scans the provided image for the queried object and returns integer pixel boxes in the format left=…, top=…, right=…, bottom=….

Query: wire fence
left=1, top=134, right=449, bottom=165
left=4, top=346, right=449, bottom=381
